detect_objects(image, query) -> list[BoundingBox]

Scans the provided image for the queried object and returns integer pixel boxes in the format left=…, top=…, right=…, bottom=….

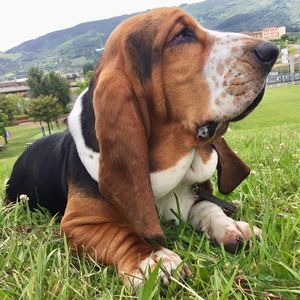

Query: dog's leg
left=155, top=182, right=196, bottom=223
left=156, top=181, right=260, bottom=253
left=61, top=184, right=190, bottom=288
left=189, top=201, right=261, bottom=253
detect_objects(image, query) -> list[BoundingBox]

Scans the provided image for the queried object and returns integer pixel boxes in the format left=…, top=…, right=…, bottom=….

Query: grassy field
left=0, top=85, right=300, bottom=299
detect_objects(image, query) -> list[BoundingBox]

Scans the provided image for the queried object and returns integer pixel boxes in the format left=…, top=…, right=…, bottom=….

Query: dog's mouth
left=230, top=85, right=266, bottom=122
left=197, top=85, right=266, bottom=140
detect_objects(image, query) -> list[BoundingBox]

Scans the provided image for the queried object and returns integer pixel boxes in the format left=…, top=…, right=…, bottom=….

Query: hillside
left=0, top=14, right=133, bottom=80
left=183, top=0, right=300, bottom=32
left=1, top=0, right=300, bottom=80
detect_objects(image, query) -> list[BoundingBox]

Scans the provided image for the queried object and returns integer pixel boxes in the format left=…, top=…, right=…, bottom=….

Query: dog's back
left=6, top=132, right=70, bottom=214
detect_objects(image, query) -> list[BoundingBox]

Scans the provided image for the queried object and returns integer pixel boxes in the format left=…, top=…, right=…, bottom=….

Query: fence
left=267, top=71, right=300, bottom=85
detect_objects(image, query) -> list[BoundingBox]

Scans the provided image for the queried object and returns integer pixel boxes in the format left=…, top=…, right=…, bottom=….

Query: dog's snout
left=253, top=42, right=279, bottom=71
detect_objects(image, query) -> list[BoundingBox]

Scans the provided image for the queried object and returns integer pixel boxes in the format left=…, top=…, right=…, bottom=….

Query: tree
left=0, top=94, right=17, bottom=124
left=27, top=67, right=45, bottom=98
left=280, top=34, right=298, bottom=43
left=27, top=67, right=71, bottom=112
left=6, top=93, right=28, bottom=115
left=83, top=63, right=94, bottom=76
left=76, top=70, right=93, bottom=94
left=28, top=95, right=63, bottom=135
left=43, top=72, right=71, bottom=112
left=0, top=110, right=9, bottom=144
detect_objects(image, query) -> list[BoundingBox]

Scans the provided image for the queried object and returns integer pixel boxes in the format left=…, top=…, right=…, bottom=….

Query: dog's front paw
left=209, top=218, right=261, bottom=253
left=122, top=248, right=191, bottom=289
left=190, top=201, right=261, bottom=254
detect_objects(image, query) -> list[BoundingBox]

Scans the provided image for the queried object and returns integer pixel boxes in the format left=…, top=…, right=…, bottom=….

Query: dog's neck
left=68, top=88, right=100, bottom=182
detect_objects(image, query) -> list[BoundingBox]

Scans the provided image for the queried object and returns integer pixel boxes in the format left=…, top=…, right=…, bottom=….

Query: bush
left=14, top=114, right=29, bottom=121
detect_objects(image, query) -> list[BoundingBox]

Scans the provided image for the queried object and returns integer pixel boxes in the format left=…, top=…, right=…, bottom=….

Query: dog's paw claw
left=124, top=248, right=190, bottom=289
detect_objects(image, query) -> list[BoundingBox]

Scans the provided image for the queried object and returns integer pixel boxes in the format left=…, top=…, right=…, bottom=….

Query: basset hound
left=6, top=7, right=278, bottom=288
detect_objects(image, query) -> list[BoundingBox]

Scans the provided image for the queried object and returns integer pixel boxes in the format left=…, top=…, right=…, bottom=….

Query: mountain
left=182, top=0, right=300, bottom=32
left=1, top=0, right=300, bottom=80
left=0, top=14, right=134, bottom=80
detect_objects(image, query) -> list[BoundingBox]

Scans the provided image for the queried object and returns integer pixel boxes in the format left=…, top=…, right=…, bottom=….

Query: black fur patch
left=80, top=81, right=99, bottom=152
left=126, top=18, right=161, bottom=82
left=67, top=137, right=100, bottom=198
left=5, top=132, right=100, bottom=215
left=6, top=133, right=70, bottom=214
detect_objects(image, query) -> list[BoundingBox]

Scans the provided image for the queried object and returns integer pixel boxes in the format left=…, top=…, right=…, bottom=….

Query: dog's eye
left=170, top=28, right=196, bottom=45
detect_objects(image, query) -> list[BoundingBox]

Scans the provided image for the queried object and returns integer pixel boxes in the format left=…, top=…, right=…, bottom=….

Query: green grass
left=1, top=86, right=300, bottom=299
left=232, top=85, right=300, bottom=130
left=0, top=124, right=40, bottom=161
left=0, top=124, right=64, bottom=188
left=0, top=124, right=41, bottom=190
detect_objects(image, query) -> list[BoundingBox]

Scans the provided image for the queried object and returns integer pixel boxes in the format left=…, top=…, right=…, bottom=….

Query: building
left=243, top=26, right=286, bottom=40
left=0, top=78, right=29, bottom=95
left=0, top=74, right=83, bottom=96
left=244, top=30, right=263, bottom=39
left=262, top=26, right=286, bottom=40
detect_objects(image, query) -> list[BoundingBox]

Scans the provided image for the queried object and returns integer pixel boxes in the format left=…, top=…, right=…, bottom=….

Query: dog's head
left=91, top=8, right=278, bottom=240
left=96, top=7, right=278, bottom=136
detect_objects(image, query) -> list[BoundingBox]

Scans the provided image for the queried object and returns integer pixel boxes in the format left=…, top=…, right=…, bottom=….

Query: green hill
left=0, top=14, right=133, bottom=80
left=182, top=0, right=300, bottom=32
left=1, top=0, right=300, bottom=80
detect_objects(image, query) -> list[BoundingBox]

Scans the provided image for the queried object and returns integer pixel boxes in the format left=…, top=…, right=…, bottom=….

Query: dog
left=6, top=7, right=278, bottom=288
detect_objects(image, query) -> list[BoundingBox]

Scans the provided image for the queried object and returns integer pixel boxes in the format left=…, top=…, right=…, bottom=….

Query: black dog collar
left=196, top=190, right=237, bottom=215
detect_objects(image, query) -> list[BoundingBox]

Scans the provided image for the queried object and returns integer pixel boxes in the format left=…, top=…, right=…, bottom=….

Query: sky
left=0, top=0, right=201, bottom=52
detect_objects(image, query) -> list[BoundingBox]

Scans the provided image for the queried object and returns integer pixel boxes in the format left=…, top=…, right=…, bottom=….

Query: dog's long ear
left=93, top=74, right=164, bottom=242
left=212, top=137, right=250, bottom=194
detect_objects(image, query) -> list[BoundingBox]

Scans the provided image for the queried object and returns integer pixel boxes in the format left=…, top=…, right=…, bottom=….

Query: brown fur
left=61, top=183, right=161, bottom=281
left=213, top=137, right=250, bottom=194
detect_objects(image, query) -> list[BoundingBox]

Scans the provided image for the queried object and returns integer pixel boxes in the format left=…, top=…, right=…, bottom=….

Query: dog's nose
left=253, top=42, right=279, bottom=71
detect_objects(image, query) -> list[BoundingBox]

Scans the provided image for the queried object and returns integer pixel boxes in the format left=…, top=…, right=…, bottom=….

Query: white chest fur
left=150, top=149, right=218, bottom=200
